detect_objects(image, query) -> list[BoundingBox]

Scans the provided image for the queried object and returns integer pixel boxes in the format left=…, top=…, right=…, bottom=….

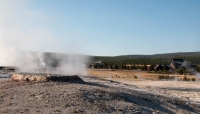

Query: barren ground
left=0, top=69, right=200, bottom=114
left=88, top=69, right=200, bottom=103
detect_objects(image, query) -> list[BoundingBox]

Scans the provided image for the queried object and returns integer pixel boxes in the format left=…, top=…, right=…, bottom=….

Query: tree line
left=91, top=56, right=200, bottom=74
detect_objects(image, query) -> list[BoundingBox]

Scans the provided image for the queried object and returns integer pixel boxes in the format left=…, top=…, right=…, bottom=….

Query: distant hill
left=21, top=51, right=200, bottom=65
left=92, top=52, right=200, bottom=64
left=117, top=52, right=200, bottom=58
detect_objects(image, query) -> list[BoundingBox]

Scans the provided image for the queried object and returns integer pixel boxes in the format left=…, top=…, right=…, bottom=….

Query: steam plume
left=0, top=0, right=89, bottom=75
left=37, top=52, right=46, bottom=67
left=195, top=72, right=200, bottom=80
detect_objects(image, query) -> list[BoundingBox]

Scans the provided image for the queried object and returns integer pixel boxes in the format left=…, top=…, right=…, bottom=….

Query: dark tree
left=177, top=67, right=186, bottom=75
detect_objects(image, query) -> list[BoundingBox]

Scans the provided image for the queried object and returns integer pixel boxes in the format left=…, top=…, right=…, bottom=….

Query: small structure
left=154, top=64, right=170, bottom=71
left=92, top=61, right=104, bottom=68
left=170, top=58, right=184, bottom=70
left=0, top=66, right=16, bottom=71
left=124, top=64, right=151, bottom=70
left=154, top=65, right=163, bottom=71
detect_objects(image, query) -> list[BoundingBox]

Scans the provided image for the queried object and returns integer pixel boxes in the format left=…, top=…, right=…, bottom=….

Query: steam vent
left=12, top=73, right=84, bottom=83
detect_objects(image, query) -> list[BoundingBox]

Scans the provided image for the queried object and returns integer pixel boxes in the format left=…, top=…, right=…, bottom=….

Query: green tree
left=104, top=62, right=108, bottom=69
left=177, top=67, right=186, bottom=75
left=149, top=65, right=154, bottom=71
left=114, top=64, right=118, bottom=69
left=130, top=64, right=133, bottom=70
left=195, top=65, right=200, bottom=72
left=132, top=64, right=136, bottom=70
left=142, top=63, right=148, bottom=71
left=124, top=63, right=126, bottom=70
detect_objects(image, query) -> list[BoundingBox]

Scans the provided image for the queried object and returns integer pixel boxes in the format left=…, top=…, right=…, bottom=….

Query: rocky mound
left=11, top=73, right=84, bottom=83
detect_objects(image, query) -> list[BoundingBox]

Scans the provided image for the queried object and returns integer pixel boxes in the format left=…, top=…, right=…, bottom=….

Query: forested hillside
left=92, top=52, right=200, bottom=65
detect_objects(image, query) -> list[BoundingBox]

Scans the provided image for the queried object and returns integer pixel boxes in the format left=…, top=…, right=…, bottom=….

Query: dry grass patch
left=87, top=69, right=197, bottom=81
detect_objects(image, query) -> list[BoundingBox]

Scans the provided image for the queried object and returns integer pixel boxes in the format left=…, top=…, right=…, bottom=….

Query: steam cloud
left=182, top=61, right=200, bottom=81
left=0, top=0, right=89, bottom=76
left=196, top=73, right=200, bottom=80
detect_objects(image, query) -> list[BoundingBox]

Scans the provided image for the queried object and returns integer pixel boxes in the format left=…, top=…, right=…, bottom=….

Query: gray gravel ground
left=0, top=79, right=200, bottom=114
left=0, top=70, right=200, bottom=114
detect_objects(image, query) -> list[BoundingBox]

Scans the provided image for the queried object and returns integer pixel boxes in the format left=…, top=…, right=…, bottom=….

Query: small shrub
left=165, top=75, right=170, bottom=79
left=191, top=78, right=196, bottom=81
left=158, top=75, right=175, bottom=80
left=134, top=75, right=138, bottom=79
left=158, top=75, right=164, bottom=79
left=183, top=75, right=188, bottom=81
left=177, top=67, right=186, bottom=75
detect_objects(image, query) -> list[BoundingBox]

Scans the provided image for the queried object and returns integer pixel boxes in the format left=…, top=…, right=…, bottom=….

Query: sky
left=0, top=0, right=200, bottom=56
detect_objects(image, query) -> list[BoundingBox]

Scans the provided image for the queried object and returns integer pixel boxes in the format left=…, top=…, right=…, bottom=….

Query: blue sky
left=1, top=0, right=200, bottom=56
